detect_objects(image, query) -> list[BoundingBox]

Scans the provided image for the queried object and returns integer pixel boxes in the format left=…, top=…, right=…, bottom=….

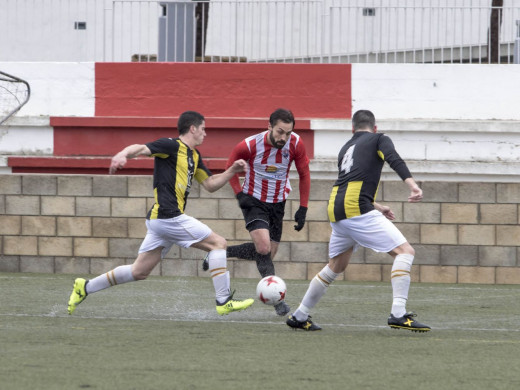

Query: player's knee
left=255, top=243, right=271, bottom=256
left=132, top=269, right=150, bottom=281
left=212, top=234, right=227, bottom=250
left=404, top=245, right=415, bottom=257
left=397, top=242, right=415, bottom=257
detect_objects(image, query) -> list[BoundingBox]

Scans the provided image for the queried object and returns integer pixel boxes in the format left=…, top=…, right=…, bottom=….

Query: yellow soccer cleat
left=216, top=292, right=254, bottom=316
left=68, top=278, right=88, bottom=315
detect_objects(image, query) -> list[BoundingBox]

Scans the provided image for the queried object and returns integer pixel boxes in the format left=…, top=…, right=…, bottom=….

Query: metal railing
left=0, top=0, right=519, bottom=64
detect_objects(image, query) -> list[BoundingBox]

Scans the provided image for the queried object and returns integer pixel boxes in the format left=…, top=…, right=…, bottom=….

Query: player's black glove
left=294, top=206, right=308, bottom=231
left=236, top=192, right=256, bottom=209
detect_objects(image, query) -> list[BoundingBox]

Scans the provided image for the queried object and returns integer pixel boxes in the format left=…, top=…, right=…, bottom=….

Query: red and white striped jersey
left=227, top=130, right=310, bottom=205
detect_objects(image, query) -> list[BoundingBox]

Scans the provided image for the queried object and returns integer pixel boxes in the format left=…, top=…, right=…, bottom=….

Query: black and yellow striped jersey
left=327, top=131, right=411, bottom=222
left=145, top=137, right=211, bottom=219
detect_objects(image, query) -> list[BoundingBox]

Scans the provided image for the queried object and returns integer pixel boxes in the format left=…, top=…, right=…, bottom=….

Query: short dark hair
left=178, top=111, right=205, bottom=135
left=269, top=108, right=295, bottom=129
left=352, top=110, right=376, bottom=131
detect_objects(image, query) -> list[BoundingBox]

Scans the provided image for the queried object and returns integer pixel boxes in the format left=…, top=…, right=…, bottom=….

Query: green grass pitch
left=1, top=272, right=520, bottom=390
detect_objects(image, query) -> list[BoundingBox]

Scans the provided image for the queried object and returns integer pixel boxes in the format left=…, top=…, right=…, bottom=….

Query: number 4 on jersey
left=340, top=145, right=355, bottom=174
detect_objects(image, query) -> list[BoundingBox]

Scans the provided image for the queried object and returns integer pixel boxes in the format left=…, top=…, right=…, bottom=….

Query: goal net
left=0, top=71, right=31, bottom=125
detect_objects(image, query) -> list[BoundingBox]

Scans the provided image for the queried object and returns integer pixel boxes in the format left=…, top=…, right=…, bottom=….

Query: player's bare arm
left=373, top=202, right=395, bottom=220
left=404, top=177, right=423, bottom=202
left=201, top=159, right=248, bottom=193
left=109, top=144, right=151, bottom=174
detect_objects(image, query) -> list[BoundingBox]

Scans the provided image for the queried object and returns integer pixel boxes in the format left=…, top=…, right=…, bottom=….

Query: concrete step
left=7, top=156, right=228, bottom=175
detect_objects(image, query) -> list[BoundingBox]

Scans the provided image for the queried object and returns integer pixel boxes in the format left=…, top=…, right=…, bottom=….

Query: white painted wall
left=0, top=116, right=53, bottom=174
left=0, top=62, right=95, bottom=117
left=311, top=119, right=520, bottom=182
left=0, top=117, right=53, bottom=155
left=0, top=62, right=94, bottom=174
left=352, top=64, right=520, bottom=120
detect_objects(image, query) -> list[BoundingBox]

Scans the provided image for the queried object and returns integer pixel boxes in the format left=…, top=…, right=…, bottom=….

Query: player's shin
left=294, top=265, right=340, bottom=321
left=86, top=265, right=135, bottom=294
left=255, top=253, right=275, bottom=278
left=208, top=249, right=231, bottom=303
left=390, top=253, right=414, bottom=317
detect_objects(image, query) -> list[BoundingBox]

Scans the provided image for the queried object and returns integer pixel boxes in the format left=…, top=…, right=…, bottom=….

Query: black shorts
left=240, top=194, right=286, bottom=243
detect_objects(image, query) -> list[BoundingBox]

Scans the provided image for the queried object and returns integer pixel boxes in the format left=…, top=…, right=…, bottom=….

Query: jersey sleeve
left=226, top=140, right=251, bottom=195
left=194, top=151, right=212, bottom=183
left=146, top=138, right=176, bottom=158
left=377, top=134, right=412, bottom=181
left=294, top=139, right=310, bottom=208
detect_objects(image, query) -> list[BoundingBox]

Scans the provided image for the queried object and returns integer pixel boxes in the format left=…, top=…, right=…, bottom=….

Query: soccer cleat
left=388, top=312, right=431, bottom=332
left=202, top=253, right=209, bottom=272
left=286, top=314, right=322, bottom=331
left=274, top=301, right=290, bottom=316
left=68, top=278, right=88, bottom=315
left=216, top=292, right=254, bottom=315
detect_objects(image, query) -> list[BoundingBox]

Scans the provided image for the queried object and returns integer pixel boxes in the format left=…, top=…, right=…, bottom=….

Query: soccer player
left=286, top=109, right=430, bottom=332
left=67, top=111, right=254, bottom=316
left=203, top=108, right=310, bottom=316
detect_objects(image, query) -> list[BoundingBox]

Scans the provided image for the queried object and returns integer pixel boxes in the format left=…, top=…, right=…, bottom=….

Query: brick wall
left=1, top=174, right=519, bottom=284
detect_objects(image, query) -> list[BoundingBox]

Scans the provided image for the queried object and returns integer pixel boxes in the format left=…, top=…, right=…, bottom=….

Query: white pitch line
left=2, top=312, right=520, bottom=333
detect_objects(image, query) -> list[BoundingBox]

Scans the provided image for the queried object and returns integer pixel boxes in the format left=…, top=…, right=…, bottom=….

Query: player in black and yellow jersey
left=145, top=135, right=211, bottom=219
left=287, top=110, right=430, bottom=332
left=68, top=111, right=254, bottom=316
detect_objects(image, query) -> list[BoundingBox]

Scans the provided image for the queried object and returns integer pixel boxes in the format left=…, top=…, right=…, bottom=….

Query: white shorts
left=139, top=214, right=212, bottom=258
left=328, top=210, right=407, bottom=258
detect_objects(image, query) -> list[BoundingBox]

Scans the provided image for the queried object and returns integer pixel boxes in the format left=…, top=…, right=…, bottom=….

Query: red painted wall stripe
left=8, top=156, right=228, bottom=175
left=52, top=116, right=313, bottom=159
left=95, top=63, right=352, bottom=118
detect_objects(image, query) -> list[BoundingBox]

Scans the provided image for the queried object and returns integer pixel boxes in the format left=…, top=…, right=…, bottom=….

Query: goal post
left=0, top=71, right=31, bottom=125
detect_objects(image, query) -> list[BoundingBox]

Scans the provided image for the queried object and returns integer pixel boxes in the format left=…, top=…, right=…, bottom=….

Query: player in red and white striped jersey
left=232, top=119, right=309, bottom=204
left=203, top=108, right=310, bottom=316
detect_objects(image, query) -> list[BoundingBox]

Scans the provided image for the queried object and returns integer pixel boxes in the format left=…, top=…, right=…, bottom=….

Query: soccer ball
left=256, top=275, right=287, bottom=306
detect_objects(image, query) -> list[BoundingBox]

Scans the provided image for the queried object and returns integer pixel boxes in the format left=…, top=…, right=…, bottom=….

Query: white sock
left=85, top=265, right=135, bottom=294
left=208, top=249, right=231, bottom=304
left=390, top=254, right=414, bottom=318
left=294, top=265, right=340, bottom=321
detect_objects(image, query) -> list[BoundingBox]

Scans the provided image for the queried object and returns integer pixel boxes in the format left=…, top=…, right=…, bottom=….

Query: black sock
left=227, top=242, right=275, bottom=277
left=227, top=243, right=257, bottom=260
left=255, top=252, right=275, bottom=278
